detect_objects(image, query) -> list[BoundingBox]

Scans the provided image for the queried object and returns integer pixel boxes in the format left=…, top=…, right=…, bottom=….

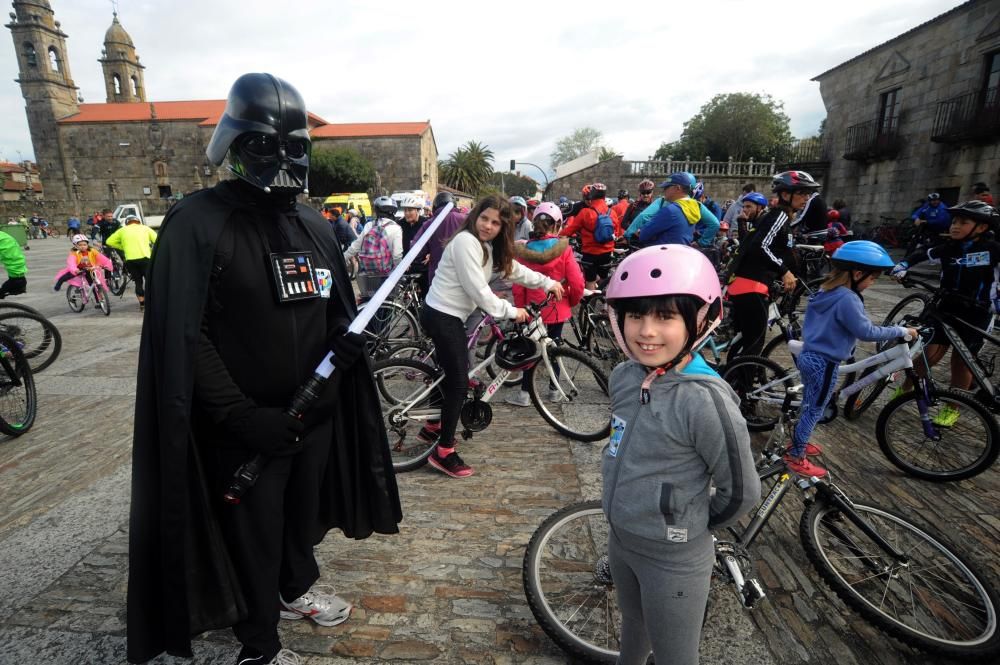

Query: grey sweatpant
left=609, top=527, right=715, bottom=665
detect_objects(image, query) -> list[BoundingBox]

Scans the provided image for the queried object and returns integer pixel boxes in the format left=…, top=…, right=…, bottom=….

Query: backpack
left=592, top=209, right=615, bottom=244
left=358, top=221, right=394, bottom=274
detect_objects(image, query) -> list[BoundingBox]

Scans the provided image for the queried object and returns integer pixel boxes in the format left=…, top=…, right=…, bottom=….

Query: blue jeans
left=791, top=351, right=839, bottom=456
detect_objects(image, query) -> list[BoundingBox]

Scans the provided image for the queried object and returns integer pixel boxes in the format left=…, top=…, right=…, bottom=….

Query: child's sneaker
left=547, top=388, right=567, bottom=402
left=428, top=446, right=474, bottom=478
left=279, top=585, right=352, bottom=627
left=889, top=386, right=905, bottom=401
left=785, top=442, right=823, bottom=457
left=932, top=404, right=961, bottom=427
left=417, top=421, right=441, bottom=444
left=783, top=454, right=828, bottom=478
left=505, top=390, right=531, bottom=407
left=236, top=648, right=302, bottom=665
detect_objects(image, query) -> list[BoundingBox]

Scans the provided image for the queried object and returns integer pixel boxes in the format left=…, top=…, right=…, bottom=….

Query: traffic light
left=509, top=159, right=516, bottom=171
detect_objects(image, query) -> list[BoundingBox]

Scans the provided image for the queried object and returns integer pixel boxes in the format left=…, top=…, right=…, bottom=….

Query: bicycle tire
left=800, top=498, right=1000, bottom=659
left=66, top=285, right=84, bottom=313
left=760, top=333, right=794, bottom=370
left=364, top=301, right=420, bottom=359
left=527, top=346, right=610, bottom=442
left=720, top=355, right=791, bottom=432
left=586, top=314, right=625, bottom=373
left=0, top=333, right=36, bottom=436
left=0, top=310, right=62, bottom=373
left=522, top=500, right=619, bottom=664
left=97, top=285, right=111, bottom=316
left=875, top=388, right=999, bottom=481
left=371, top=358, right=443, bottom=472
left=0, top=301, right=43, bottom=316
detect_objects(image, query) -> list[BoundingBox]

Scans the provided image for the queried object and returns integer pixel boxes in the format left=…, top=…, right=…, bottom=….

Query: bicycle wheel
left=371, top=358, right=443, bottom=472
left=801, top=498, right=1000, bottom=659
left=720, top=355, right=792, bottom=432
left=761, top=333, right=795, bottom=371
left=527, top=346, right=610, bottom=442
left=876, top=388, right=999, bottom=481
left=384, top=341, right=434, bottom=362
left=0, top=302, right=42, bottom=316
left=0, top=310, right=62, bottom=373
left=587, top=314, right=625, bottom=374
left=0, top=334, right=36, bottom=436
left=97, top=285, right=111, bottom=316
left=523, top=500, right=619, bottom=664
left=363, top=301, right=420, bottom=359
left=66, top=285, right=84, bottom=313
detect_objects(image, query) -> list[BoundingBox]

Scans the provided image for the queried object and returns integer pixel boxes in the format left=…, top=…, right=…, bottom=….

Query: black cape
left=126, top=181, right=402, bottom=663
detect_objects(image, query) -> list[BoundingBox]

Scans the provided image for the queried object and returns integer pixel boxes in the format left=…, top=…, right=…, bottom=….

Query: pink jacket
left=512, top=235, right=584, bottom=324
left=54, top=250, right=112, bottom=288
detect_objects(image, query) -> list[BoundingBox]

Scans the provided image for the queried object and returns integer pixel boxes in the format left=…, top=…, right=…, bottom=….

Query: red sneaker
left=783, top=454, right=828, bottom=478
left=785, top=442, right=823, bottom=457
left=417, top=421, right=441, bottom=444
left=428, top=447, right=474, bottom=478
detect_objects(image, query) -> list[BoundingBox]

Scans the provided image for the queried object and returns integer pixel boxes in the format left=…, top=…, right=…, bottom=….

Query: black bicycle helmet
left=432, top=191, right=455, bottom=211
left=373, top=195, right=398, bottom=218
left=617, top=189, right=629, bottom=200
left=947, top=200, right=1000, bottom=228
left=494, top=335, right=541, bottom=371
left=772, top=170, right=821, bottom=193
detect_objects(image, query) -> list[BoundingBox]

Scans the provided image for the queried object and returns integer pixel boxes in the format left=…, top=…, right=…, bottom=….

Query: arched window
left=130, top=76, right=139, bottom=97
left=23, top=42, right=37, bottom=68
left=113, top=74, right=122, bottom=96
left=47, top=46, right=60, bottom=72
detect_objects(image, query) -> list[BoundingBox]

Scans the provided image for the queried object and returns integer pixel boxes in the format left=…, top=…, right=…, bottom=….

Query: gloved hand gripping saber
left=223, top=203, right=455, bottom=504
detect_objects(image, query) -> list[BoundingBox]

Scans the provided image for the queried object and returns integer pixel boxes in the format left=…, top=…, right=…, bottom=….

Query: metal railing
left=843, top=119, right=901, bottom=161
left=628, top=139, right=830, bottom=178
left=931, top=86, right=1000, bottom=143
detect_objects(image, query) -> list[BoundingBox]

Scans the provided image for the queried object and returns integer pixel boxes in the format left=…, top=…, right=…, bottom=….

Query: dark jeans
left=125, top=257, right=150, bottom=297
left=727, top=292, right=769, bottom=362
left=420, top=304, right=469, bottom=446
left=205, top=418, right=333, bottom=659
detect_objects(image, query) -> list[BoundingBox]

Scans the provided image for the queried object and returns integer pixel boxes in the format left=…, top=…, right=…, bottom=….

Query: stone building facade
left=814, top=0, right=1000, bottom=227
left=6, top=0, right=438, bottom=224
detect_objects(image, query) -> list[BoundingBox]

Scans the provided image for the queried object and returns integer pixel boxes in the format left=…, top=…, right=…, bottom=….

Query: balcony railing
left=843, top=119, right=901, bottom=161
left=627, top=139, right=830, bottom=179
left=931, top=86, right=1000, bottom=143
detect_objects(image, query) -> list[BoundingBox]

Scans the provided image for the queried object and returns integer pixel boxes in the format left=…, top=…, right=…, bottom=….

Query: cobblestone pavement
left=0, top=238, right=997, bottom=664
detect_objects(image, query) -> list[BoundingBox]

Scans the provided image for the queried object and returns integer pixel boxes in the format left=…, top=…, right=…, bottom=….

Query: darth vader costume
left=127, top=73, right=402, bottom=664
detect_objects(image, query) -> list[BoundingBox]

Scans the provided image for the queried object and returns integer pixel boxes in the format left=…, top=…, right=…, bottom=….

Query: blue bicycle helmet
left=743, top=192, right=768, bottom=207
left=657, top=171, right=697, bottom=191
left=693, top=181, right=705, bottom=199
left=831, top=241, right=895, bottom=271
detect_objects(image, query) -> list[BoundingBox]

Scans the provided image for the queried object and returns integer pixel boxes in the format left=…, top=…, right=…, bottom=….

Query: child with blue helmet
left=788, top=241, right=917, bottom=477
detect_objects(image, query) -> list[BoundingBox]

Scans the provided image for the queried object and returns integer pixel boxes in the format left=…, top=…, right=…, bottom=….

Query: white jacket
left=343, top=217, right=403, bottom=265
left=425, top=230, right=554, bottom=320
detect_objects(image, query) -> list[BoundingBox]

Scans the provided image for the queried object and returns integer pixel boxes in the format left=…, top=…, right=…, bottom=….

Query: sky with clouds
left=1, top=0, right=961, bottom=176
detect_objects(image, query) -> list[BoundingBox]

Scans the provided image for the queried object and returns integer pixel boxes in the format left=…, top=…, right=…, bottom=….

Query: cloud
left=0, top=0, right=960, bottom=174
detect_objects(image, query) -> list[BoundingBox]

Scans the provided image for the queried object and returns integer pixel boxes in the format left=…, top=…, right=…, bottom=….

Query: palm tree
left=440, top=141, right=495, bottom=194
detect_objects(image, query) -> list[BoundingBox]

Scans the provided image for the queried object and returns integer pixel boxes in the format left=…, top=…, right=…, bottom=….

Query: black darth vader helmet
left=206, top=73, right=311, bottom=194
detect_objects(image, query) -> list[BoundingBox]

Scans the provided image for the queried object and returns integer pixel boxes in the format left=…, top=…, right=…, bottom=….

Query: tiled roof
left=0, top=162, right=26, bottom=173
left=311, top=121, right=430, bottom=138
left=58, top=100, right=330, bottom=128
left=2, top=181, right=42, bottom=192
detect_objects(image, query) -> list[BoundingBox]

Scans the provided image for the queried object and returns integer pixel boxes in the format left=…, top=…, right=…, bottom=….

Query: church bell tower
left=99, top=11, right=145, bottom=103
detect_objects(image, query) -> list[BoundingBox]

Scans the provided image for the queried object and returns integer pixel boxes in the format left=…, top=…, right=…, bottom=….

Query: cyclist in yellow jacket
left=104, top=215, right=157, bottom=310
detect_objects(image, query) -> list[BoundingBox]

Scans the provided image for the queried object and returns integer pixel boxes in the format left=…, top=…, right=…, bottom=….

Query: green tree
left=308, top=146, right=375, bottom=197
left=550, top=127, right=611, bottom=167
left=489, top=171, right=538, bottom=198
left=439, top=140, right=495, bottom=194
left=597, top=147, right=619, bottom=162
left=653, top=93, right=793, bottom=161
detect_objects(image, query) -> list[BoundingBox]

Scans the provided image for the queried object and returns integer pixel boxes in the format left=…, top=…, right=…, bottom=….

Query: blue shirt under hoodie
left=802, top=286, right=908, bottom=362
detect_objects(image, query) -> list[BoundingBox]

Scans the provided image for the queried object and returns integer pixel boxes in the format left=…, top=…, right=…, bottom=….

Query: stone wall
left=313, top=134, right=435, bottom=196
left=816, top=0, right=1000, bottom=227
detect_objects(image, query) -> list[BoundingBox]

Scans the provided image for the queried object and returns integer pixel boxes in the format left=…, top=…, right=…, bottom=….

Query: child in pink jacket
left=507, top=202, right=585, bottom=406
left=53, top=234, right=113, bottom=293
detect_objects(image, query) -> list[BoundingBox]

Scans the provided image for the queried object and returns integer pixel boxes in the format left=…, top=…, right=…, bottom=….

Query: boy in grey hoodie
left=601, top=244, right=760, bottom=665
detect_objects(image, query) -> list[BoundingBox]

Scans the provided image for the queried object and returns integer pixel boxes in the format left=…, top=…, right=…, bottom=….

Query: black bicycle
left=0, top=331, right=37, bottom=436
left=0, top=296, right=62, bottom=373
left=522, top=390, right=1000, bottom=663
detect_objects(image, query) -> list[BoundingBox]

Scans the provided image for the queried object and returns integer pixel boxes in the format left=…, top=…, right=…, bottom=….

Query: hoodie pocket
left=659, top=483, right=675, bottom=525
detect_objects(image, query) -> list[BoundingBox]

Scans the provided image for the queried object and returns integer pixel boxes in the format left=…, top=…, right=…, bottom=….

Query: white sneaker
left=505, top=390, right=531, bottom=407
left=237, top=650, right=301, bottom=665
left=279, top=584, right=352, bottom=627
left=547, top=388, right=568, bottom=402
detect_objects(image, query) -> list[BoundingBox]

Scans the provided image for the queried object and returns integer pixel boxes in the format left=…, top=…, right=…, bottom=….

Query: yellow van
left=323, top=193, right=372, bottom=219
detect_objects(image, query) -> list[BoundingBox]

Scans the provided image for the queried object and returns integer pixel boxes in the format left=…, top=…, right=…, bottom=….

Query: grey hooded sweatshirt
left=602, top=358, right=761, bottom=554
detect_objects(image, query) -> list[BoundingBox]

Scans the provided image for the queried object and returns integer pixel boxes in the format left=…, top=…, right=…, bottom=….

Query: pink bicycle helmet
left=605, top=245, right=723, bottom=363
left=532, top=201, right=563, bottom=224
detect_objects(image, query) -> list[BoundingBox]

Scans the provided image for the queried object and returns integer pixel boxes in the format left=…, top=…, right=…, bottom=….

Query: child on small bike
left=791, top=241, right=917, bottom=478
left=419, top=194, right=563, bottom=478
left=602, top=245, right=760, bottom=665
left=506, top=201, right=584, bottom=407
left=891, top=200, right=1000, bottom=425
left=53, top=234, right=111, bottom=292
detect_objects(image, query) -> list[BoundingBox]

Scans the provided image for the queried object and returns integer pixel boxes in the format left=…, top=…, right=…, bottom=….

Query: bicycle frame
left=933, top=311, right=1000, bottom=404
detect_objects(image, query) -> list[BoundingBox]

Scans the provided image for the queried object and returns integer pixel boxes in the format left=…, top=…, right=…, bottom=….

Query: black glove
left=327, top=323, right=366, bottom=372
left=0, top=276, right=27, bottom=297
left=226, top=407, right=305, bottom=457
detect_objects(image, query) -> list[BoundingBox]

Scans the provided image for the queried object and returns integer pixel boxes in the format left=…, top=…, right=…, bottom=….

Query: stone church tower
left=5, top=0, right=79, bottom=204
left=98, top=12, right=145, bottom=103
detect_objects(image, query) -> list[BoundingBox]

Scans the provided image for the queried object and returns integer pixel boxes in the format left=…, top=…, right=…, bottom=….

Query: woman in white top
left=420, top=194, right=564, bottom=478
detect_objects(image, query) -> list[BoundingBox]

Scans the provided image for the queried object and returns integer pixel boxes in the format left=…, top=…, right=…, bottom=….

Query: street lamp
left=510, top=160, right=549, bottom=194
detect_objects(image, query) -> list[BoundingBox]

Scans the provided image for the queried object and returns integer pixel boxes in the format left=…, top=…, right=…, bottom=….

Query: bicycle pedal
left=741, top=578, right=766, bottom=609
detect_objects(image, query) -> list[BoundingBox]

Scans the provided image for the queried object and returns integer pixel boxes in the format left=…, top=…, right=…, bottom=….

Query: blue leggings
left=791, top=351, right=839, bottom=457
